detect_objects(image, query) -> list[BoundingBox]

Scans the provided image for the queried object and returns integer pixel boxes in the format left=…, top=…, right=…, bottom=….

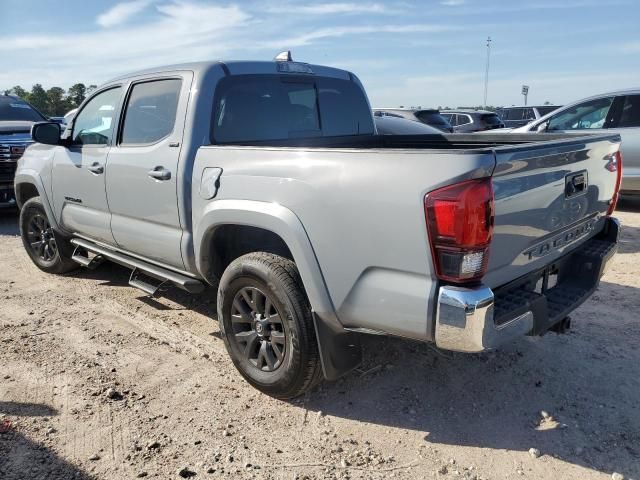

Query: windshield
left=0, top=96, right=46, bottom=122
left=375, top=117, right=440, bottom=135
left=415, top=111, right=450, bottom=126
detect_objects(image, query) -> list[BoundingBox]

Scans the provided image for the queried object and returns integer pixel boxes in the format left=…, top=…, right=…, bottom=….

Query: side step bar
left=70, top=238, right=205, bottom=295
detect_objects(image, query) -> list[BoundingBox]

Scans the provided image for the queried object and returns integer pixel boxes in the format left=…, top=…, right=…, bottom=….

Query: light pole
left=521, top=85, right=529, bottom=106
left=483, top=36, right=491, bottom=109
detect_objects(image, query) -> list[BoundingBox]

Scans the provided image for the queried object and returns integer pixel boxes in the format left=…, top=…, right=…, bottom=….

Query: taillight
left=425, top=178, right=494, bottom=283
left=606, top=150, right=622, bottom=215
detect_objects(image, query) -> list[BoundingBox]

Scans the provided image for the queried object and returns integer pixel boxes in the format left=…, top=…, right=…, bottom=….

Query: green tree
left=28, top=84, right=50, bottom=115
left=86, top=84, right=98, bottom=95
left=47, top=87, right=70, bottom=116
left=10, top=85, right=29, bottom=99
left=67, top=83, right=87, bottom=107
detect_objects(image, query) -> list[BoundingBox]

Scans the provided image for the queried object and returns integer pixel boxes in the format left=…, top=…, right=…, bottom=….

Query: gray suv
left=498, top=105, right=561, bottom=128
left=440, top=110, right=504, bottom=133
left=373, top=108, right=454, bottom=133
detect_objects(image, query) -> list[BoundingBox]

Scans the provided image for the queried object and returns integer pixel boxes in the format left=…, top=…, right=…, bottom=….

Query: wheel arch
left=14, top=172, right=60, bottom=230
left=195, top=199, right=334, bottom=316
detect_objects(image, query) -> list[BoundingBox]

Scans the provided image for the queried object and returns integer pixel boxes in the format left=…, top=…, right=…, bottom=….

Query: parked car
left=440, top=110, right=504, bottom=133
left=373, top=108, right=454, bottom=132
left=374, top=115, right=442, bottom=135
left=0, top=94, right=45, bottom=207
left=497, top=105, right=562, bottom=128
left=509, top=89, right=640, bottom=195
left=16, top=55, right=621, bottom=399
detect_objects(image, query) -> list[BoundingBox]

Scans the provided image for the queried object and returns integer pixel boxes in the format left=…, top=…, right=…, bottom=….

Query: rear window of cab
left=212, top=74, right=374, bottom=143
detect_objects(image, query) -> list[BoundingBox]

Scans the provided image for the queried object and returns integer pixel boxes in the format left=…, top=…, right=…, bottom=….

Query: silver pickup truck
left=15, top=56, right=622, bottom=398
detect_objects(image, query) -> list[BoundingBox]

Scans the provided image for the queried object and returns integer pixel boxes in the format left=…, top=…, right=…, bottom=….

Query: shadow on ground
left=618, top=195, right=640, bottom=213
left=0, top=210, right=18, bottom=236
left=299, top=282, right=640, bottom=478
left=0, top=402, right=94, bottom=480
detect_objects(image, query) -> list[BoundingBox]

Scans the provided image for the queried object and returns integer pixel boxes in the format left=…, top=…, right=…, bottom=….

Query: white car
left=510, top=89, right=640, bottom=195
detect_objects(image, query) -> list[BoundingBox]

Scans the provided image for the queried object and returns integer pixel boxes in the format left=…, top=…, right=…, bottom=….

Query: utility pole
left=483, top=36, right=491, bottom=109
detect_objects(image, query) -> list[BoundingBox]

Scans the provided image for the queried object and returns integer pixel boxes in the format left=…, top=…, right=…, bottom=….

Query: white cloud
left=97, top=0, right=152, bottom=28
left=441, top=0, right=465, bottom=6
left=266, top=2, right=391, bottom=15
left=266, top=23, right=459, bottom=48
left=0, top=1, right=252, bottom=87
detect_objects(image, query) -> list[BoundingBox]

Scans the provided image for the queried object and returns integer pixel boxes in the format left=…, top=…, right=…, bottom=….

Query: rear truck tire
left=217, top=252, right=323, bottom=399
left=19, top=196, right=77, bottom=274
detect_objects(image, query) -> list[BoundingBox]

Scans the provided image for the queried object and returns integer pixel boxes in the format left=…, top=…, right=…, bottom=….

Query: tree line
left=3, top=83, right=97, bottom=117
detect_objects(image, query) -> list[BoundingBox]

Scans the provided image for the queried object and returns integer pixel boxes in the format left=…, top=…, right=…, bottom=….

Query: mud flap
left=312, top=312, right=362, bottom=381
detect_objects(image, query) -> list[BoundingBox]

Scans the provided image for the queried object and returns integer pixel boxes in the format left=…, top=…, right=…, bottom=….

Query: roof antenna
left=274, top=50, right=292, bottom=62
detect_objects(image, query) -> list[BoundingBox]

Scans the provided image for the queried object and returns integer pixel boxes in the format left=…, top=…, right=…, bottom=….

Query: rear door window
left=523, top=108, right=536, bottom=120
left=616, top=95, right=640, bottom=128
left=212, top=75, right=373, bottom=143
left=121, top=79, right=182, bottom=145
left=440, top=113, right=453, bottom=124
left=457, top=114, right=471, bottom=126
left=481, top=114, right=503, bottom=126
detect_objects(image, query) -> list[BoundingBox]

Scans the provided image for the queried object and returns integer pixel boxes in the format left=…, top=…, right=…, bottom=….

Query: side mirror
left=536, top=121, right=549, bottom=133
left=31, top=122, right=61, bottom=145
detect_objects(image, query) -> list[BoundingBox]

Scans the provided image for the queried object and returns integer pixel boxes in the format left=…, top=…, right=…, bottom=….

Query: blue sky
left=1, top=0, right=639, bottom=107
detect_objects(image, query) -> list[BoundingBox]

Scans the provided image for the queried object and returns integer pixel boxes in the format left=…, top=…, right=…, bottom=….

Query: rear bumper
left=435, top=216, right=620, bottom=352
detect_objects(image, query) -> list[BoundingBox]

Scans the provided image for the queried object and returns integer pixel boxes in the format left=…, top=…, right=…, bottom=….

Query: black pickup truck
left=0, top=94, right=46, bottom=207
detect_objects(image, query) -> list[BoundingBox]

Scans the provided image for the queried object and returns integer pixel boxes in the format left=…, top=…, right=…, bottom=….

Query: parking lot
left=0, top=199, right=637, bottom=480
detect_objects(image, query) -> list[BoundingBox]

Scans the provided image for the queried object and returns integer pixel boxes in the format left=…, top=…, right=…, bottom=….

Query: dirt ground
left=1, top=200, right=639, bottom=480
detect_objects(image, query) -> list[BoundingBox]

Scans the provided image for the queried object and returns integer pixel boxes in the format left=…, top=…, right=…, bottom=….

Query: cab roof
left=105, top=60, right=353, bottom=84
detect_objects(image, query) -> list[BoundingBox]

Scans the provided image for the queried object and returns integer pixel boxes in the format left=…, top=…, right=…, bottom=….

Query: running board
left=71, top=245, right=105, bottom=270
left=69, top=238, right=205, bottom=294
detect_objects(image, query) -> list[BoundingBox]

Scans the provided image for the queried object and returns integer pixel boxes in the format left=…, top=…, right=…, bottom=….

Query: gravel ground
left=1, top=199, right=639, bottom=480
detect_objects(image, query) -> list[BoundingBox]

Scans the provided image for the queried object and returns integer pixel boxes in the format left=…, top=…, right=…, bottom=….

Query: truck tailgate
left=484, top=134, right=621, bottom=289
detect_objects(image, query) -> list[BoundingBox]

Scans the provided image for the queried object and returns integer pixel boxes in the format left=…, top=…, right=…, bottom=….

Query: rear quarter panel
left=191, top=146, right=495, bottom=341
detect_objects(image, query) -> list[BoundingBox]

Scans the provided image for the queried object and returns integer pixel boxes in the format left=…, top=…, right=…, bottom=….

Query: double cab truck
left=15, top=55, right=622, bottom=398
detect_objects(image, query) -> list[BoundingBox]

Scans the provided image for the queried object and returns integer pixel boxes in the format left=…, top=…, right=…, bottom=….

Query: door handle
left=148, top=166, right=171, bottom=181
left=88, top=162, right=104, bottom=174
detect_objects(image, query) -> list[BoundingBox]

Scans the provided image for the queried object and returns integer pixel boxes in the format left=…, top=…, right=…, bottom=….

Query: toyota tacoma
left=15, top=55, right=622, bottom=398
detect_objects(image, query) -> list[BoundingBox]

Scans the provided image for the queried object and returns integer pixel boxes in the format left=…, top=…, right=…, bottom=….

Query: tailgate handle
left=565, top=171, right=587, bottom=198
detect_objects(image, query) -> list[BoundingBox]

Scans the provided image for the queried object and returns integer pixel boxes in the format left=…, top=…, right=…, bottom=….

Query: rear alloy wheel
left=218, top=252, right=323, bottom=399
left=230, top=286, right=287, bottom=372
left=19, top=196, right=77, bottom=274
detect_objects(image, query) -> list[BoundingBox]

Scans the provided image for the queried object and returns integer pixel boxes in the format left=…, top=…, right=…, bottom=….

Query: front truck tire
left=19, top=196, right=77, bottom=274
left=217, top=252, right=323, bottom=399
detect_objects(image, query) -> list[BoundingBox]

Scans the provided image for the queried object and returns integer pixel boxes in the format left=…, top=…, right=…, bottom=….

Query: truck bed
left=217, top=132, right=612, bottom=151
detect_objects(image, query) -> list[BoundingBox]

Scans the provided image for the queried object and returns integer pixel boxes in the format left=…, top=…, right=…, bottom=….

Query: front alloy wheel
left=19, top=196, right=77, bottom=274
left=25, top=212, right=58, bottom=262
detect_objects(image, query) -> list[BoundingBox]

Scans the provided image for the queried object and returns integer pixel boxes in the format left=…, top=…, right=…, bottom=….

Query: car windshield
left=536, top=106, right=560, bottom=117
left=415, top=111, right=450, bottom=126
left=481, top=114, right=503, bottom=125
left=0, top=96, right=46, bottom=122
